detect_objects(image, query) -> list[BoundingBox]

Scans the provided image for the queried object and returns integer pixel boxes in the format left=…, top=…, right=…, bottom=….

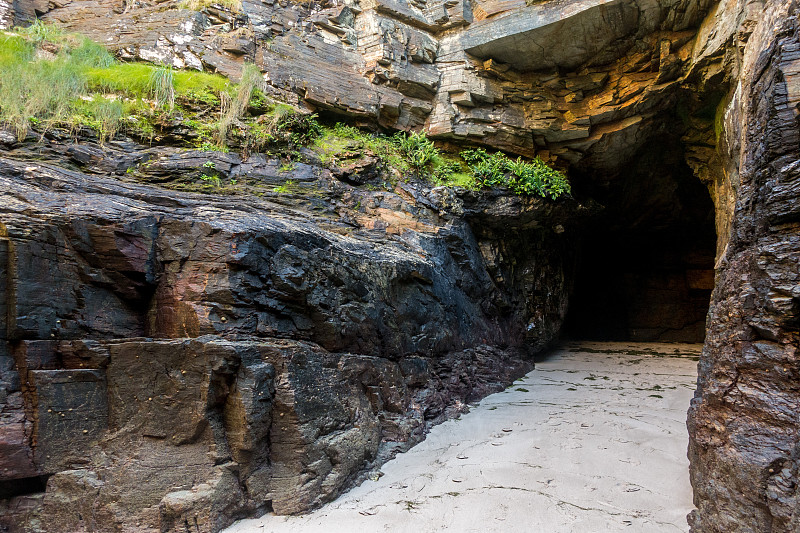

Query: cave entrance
left=564, top=135, right=716, bottom=343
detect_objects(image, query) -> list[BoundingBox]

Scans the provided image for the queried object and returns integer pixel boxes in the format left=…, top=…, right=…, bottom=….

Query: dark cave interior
left=564, top=134, right=717, bottom=343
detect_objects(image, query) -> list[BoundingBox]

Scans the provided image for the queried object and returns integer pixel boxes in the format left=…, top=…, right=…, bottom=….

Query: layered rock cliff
left=0, top=134, right=580, bottom=531
left=0, top=0, right=797, bottom=531
left=686, top=0, right=800, bottom=531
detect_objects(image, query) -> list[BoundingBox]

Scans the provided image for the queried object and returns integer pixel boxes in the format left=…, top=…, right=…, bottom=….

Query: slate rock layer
left=0, top=151, right=577, bottom=531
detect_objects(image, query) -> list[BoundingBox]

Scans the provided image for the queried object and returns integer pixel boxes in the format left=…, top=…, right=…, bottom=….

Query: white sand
left=225, top=341, right=699, bottom=533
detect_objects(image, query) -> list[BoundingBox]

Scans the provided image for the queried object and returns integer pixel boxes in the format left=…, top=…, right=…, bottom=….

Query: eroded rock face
left=0, top=0, right=712, bottom=170
left=0, top=144, right=578, bottom=531
left=686, top=0, right=800, bottom=531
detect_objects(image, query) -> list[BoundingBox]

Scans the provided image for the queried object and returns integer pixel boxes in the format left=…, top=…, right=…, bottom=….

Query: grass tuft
left=148, top=65, right=175, bottom=110
left=179, top=0, right=242, bottom=12
left=219, top=63, right=264, bottom=144
left=0, top=55, right=85, bottom=139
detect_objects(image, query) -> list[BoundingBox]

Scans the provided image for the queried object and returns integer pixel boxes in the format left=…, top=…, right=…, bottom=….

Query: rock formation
left=0, top=139, right=580, bottom=531
left=686, top=0, right=800, bottom=531
left=0, top=0, right=797, bottom=531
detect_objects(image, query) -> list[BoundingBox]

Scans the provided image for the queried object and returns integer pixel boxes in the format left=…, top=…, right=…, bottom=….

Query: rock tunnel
left=564, top=134, right=717, bottom=343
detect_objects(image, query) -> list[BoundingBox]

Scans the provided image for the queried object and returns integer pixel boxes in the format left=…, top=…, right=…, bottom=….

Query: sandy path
left=225, top=341, right=699, bottom=533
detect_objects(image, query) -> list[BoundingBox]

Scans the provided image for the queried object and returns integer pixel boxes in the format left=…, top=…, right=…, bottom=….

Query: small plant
left=202, top=160, right=216, bottom=169
left=273, top=180, right=295, bottom=193
left=394, top=131, right=438, bottom=175
left=277, top=112, right=322, bottom=145
left=18, top=19, right=64, bottom=44
left=148, top=65, right=175, bottom=111
left=179, top=0, right=242, bottom=12
left=200, top=174, right=222, bottom=187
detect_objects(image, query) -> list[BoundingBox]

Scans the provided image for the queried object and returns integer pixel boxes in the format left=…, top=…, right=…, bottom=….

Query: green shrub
left=461, top=148, right=507, bottom=186
left=461, top=148, right=571, bottom=199
left=394, top=131, right=437, bottom=175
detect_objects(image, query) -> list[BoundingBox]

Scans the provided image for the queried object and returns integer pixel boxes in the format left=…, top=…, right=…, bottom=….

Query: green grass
left=85, top=62, right=231, bottom=105
left=0, top=48, right=85, bottom=138
left=437, top=171, right=479, bottom=189
left=0, top=22, right=571, bottom=201
left=179, top=0, right=242, bottom=11
left=0, top=34, right=34, bottom=64
left=312, top=124, right=569, bottom=198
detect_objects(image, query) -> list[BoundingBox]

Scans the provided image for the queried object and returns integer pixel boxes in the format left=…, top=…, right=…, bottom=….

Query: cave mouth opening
left=563, top=133, right=716, bottom=343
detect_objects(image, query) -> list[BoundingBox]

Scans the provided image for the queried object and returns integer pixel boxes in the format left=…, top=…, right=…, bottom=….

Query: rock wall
left=0, top=141, right=579, bottom=531
left=2, top=0, right=713, bottom=169
left=687, top=0, right=800, bottom=530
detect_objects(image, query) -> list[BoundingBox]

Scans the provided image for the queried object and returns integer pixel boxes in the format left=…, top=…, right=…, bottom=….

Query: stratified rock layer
left=2, top=0, right=713, bottom=169
left=686, top=0, right=800, bottom=531
left=0, top=145, right=578, bottom=531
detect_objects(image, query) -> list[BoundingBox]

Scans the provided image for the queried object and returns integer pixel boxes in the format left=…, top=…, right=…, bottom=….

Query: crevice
left=0, top=474, right=48, bottom=499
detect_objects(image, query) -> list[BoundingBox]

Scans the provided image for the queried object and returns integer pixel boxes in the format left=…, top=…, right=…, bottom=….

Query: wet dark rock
left=686, top=1, right=800, bottom=531
left=0, top=137, right=578, bottom=531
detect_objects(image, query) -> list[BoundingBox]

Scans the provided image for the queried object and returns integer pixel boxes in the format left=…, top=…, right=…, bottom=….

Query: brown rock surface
left=686, top=0, right=800, bottom=531
left=0, top=142, right=579, bottom=531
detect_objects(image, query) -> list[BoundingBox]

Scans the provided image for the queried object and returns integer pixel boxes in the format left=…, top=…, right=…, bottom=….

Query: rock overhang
left=444, top=0, right=687, bottom=72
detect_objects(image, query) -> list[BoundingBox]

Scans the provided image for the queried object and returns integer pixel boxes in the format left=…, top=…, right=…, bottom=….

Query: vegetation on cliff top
left=315, top=124, right=571, bottom=199
left=0, top=21, right=570, bottom=199
left=179, top=0, right=242, bottom=12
